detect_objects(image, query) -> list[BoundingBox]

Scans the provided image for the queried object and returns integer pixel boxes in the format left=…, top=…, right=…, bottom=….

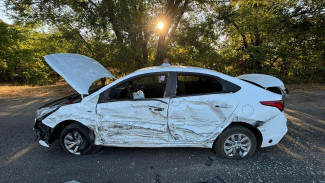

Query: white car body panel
left=237, top=74, right=288, bottom=98
left=258, top=113, right=287, bottom=147
left=40, top=60, right=287, bottom=149
left=44, top=53, right=115, bottom=95
left=96, top=99, right=169, bottom=145
left=168, top=93, right=238, bottom=145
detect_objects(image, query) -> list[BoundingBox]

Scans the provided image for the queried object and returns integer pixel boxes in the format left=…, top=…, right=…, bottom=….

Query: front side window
left=128, top=74, right=168, bottom=98
left=176, top=74, right=223, bottom=96
left=99, top=73, right=169, bottom=102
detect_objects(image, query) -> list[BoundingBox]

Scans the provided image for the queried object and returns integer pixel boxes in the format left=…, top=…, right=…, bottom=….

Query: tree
left=0, top=19, right=73, bottom=84
left=2, top=0, right=325, bottom=84
left=210, top=0, right=325, bottom=81
left=153, top=0, right=189, bottom=66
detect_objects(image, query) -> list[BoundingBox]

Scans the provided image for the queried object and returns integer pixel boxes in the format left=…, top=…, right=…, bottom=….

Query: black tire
left=214, top=125, right=257, bottom=159
left=60, top=123, right=94, bottom=155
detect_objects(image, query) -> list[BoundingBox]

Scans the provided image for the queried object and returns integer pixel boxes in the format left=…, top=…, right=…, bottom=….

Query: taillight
left=260, top=100, right=284, bottom=112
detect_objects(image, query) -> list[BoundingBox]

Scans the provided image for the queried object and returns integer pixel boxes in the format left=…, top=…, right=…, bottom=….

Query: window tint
left=176, top=74, right=222, bottom=96
left=108, top=82, right=130, bottom=100
left=99, top=73, right=168, bottom=102
left=129, top=74, right=168, bottom=98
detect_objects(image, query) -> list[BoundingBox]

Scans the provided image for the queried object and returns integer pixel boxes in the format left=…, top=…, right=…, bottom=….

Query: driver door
left=96, top=73, right=171, bottom=146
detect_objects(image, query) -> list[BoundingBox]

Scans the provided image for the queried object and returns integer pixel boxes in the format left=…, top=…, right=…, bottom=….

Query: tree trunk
left=142, top=40, right=148, bottom=66
left=153, top=0, right=188, bottom=66
left=154, top=33, right=168, bottom=66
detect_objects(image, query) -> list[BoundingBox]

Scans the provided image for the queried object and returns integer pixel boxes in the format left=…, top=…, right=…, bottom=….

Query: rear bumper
left=34, top=118, right=52, bottom=147
left=258, top=113, right=287, bottom=147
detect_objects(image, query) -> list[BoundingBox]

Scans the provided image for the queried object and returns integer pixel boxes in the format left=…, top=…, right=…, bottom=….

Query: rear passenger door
left=168, top=73, right=239, bottom=142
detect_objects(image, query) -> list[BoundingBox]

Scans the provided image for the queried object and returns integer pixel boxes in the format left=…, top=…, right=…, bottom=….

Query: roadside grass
left=0, top=81, right=324, bottom=98
left=0, top=81, right=75, bottom=98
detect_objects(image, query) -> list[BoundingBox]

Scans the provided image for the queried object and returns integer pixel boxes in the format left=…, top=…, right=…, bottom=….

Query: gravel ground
left=0, top=89, right=324, bottom=183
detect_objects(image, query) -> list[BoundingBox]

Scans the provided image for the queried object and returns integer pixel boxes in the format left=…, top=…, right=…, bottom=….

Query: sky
left=0, top=0, right=13, bottom=24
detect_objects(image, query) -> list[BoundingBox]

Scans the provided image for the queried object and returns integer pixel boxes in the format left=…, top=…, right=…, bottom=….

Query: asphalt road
left=0, top=89, right=324, bottom=183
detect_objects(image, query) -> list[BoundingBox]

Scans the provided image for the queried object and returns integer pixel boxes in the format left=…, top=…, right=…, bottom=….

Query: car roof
left=132, top=66, right=223, bottom=76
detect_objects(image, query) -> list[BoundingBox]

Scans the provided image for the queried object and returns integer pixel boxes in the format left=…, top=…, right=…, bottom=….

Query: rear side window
left=176, top=74, right=223, bottom=96
left=266, top=87, right=282, bottom=95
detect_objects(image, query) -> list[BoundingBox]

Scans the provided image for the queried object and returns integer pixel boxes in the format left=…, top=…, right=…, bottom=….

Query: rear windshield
left=240, top=79, right=263, bottom=88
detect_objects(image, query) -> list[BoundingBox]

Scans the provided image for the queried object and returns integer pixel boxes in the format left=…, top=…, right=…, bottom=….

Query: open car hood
left=44, top=53, right=115, bottom=95
left=237, top=74, right=284, bottom=88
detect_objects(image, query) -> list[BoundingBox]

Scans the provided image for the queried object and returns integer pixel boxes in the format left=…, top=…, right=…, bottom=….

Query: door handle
left=149, top=106, right=164, bottom=111
left=215, top=105, right=231, bottom=108
left=153, top=108, right=164, bottom=111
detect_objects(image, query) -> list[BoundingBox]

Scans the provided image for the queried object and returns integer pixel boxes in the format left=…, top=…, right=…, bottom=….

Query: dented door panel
left=168, top=93, right=238, bottom=142
left=96, top=99, right=169, bottom=145
left=36, top=61, right=288, bottom=156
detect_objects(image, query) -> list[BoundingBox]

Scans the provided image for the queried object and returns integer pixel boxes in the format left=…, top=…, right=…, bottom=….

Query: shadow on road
left=0, top=90, right=324, bottom=182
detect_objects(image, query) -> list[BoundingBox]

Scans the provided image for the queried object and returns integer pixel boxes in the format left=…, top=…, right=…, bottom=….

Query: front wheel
left=214, top=125, right=257, bottom=159
left=60, top=123, right=93, bottom=155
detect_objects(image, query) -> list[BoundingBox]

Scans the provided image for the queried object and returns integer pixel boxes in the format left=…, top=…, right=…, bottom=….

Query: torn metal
left=35, top=54, right=288, bottom=154
left=237, top=74, right=289, bottom=98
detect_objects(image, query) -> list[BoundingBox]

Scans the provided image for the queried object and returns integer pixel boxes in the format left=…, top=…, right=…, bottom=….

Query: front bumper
left=258, top=113, right=288, bottom=147
left=34, top=118, right=52, bottom=147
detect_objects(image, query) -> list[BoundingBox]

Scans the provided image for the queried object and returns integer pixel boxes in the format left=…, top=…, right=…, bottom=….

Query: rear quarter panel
left=231, top=82, right=283, bottom=125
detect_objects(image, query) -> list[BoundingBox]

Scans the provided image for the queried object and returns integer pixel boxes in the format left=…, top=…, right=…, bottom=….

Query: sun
left=157, top=21, right=164, bottom=30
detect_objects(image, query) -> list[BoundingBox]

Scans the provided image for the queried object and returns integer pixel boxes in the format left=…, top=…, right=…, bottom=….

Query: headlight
left=36, top=105, right=60, bottom=119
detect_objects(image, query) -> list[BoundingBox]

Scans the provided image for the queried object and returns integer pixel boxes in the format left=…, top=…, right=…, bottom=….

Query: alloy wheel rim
left=63, top=131, right=83, bottom=155
left=223, top=133, right=251, bottom=157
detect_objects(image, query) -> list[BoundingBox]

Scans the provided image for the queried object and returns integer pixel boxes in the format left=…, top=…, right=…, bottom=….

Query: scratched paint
left=167, top=93, right=238, bottom=142
left=41, top=88, right=285, bottom=149
left=39, top=58, right=288, bottom=151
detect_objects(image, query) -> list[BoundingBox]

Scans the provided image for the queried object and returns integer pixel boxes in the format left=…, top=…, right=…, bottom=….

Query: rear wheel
left=60, top=123, right=93, bottom=155
left=214, top=125, right=257, bottom=159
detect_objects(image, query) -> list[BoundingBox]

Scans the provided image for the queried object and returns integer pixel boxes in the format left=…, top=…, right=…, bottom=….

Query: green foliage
left=1, top=0, right=325, bottom=85
left=0, top=20, right=72, bottom=84
left=208, top=0, right=325, bottom=83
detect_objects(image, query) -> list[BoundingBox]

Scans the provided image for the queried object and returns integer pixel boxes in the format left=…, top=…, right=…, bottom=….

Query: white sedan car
left=34, top=53, right=288, bottom=159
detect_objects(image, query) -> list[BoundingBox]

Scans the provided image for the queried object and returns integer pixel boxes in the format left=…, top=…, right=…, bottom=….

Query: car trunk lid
left=237, top=74, right=284, bottom=88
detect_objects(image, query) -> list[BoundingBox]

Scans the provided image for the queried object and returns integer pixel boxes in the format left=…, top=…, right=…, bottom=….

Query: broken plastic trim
left=34, top=119, right=53, bottom=145
left=39, top=140, right=49, bottom=147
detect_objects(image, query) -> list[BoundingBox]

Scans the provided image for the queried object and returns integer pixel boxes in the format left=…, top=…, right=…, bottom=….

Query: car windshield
left=88, top=78, right=116, bottom=95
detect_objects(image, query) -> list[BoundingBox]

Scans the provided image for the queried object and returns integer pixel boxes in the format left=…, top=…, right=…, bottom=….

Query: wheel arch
left=49, top=120, right=95, bottom=145
left=214, top=121, right=263, bottom=149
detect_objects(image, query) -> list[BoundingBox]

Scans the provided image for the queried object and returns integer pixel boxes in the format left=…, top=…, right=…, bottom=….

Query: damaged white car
left=34, top=53, right=288, bottom=159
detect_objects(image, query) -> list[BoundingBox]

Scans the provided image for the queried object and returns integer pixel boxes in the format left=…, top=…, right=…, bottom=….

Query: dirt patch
left=0, top=81, right=75, bottom=98
left=286, top=83, right=325, bottom=91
